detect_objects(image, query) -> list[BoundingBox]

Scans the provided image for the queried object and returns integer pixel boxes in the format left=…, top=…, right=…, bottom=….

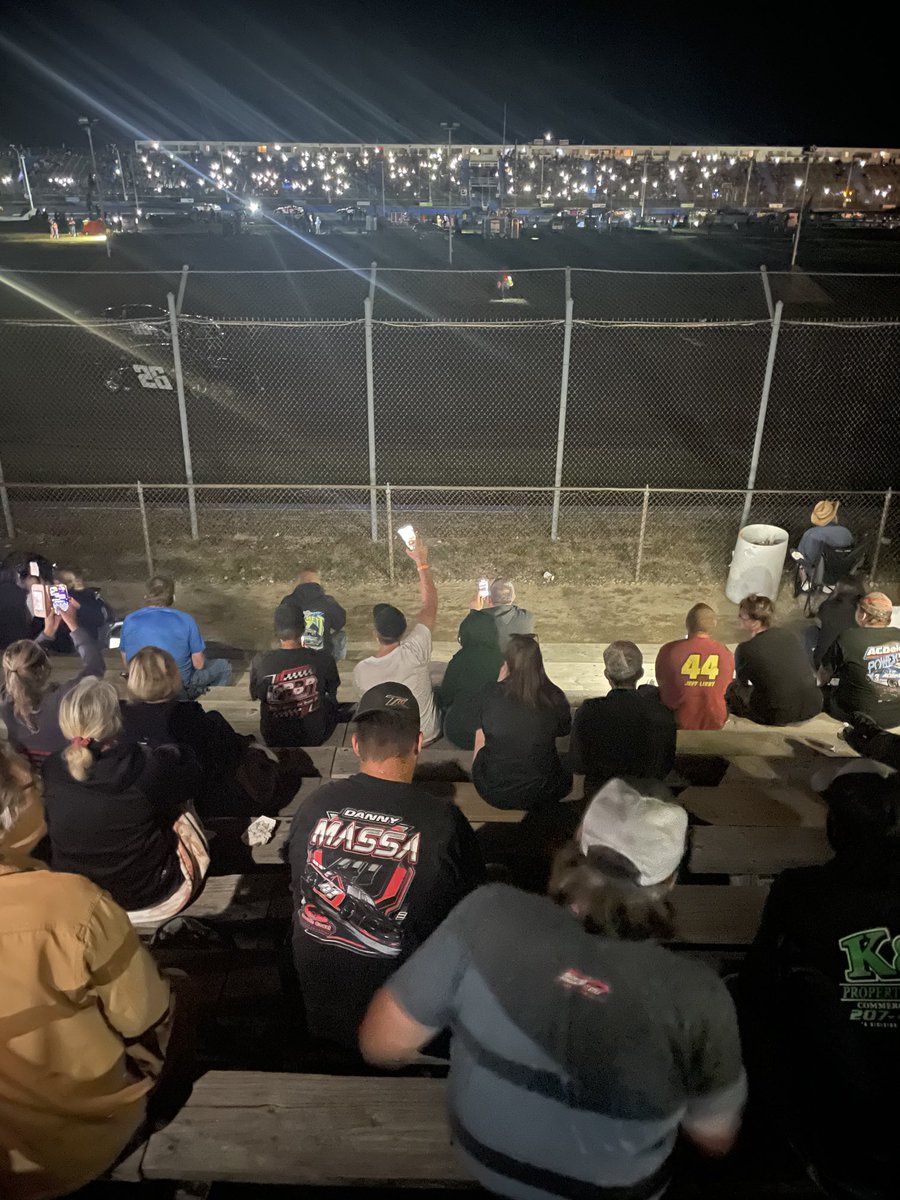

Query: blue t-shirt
left=120, top=606, right=204, bottom=680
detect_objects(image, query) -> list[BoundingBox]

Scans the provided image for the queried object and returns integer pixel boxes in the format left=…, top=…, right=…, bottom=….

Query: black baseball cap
left=373, top=603, right=407, bottom=641
left=354, top=682, right=420, bottom=726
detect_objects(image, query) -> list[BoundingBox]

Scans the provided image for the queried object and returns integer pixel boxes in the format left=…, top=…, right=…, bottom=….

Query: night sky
left=0, top=0, right=893, bottom=149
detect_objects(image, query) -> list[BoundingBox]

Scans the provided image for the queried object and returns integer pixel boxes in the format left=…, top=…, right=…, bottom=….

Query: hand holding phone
left=31, top=584, right=48, bottom=620
left=397, top=524, right=417, bottom=551
left=49, top=584, right=70, bottom=614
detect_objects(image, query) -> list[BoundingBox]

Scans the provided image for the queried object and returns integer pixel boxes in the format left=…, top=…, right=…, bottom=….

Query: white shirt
left=352, top=624, right=438, bottom=742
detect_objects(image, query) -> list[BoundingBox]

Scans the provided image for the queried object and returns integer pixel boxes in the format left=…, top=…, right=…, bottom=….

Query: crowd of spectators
left=0, top=507, right=898, bottom=1200
left=5, top=142, right=900, bottom=215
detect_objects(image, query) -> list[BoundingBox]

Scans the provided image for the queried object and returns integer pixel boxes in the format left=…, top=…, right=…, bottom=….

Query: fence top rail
left=7, top=266, right=900, bottom=279
left=5, top=483, right=892, bottom=497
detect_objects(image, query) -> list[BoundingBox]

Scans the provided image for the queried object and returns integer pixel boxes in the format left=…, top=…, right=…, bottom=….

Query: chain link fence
left=0, top=484, right=894, bottom=590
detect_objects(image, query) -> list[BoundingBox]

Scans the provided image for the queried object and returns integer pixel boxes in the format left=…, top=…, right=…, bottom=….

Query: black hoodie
left=277, top=582, right=346, bottom=654
left=42, top=741, right=200, bottom=912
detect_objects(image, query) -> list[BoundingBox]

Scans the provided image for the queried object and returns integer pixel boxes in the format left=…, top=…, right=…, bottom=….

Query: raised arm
left=407, top=537, right=437, bottom=631
left=39, top=606, right=105, bottom=680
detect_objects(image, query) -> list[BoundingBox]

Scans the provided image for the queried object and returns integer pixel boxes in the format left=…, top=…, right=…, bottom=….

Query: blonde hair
left=58, top=679, right=123, bottom=782
left=0, top=745, right=34, bottom=835
left=127, top=646, right=182, bottom=703
left=2, top=640, right=52, bottom=734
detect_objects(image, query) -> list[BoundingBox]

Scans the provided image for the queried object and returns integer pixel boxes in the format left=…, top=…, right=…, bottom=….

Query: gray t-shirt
left=388, top=884, right=746, bottom=1200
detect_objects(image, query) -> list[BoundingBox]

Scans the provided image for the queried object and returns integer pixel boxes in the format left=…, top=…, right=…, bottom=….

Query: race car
left=302, top=857, right=403, bottom=957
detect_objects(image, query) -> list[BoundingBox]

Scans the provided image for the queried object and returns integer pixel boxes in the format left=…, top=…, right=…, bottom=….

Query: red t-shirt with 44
left=654, top=635, right=735, bottom=730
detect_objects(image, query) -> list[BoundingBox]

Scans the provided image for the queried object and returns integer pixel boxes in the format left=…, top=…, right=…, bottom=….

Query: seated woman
left=1, top=604, right=105, bottom=767
left=42, top=677, right=209, bottom=924
left=472, top=634, right=572, bottom=810
left=0, top=743, right=46, bottom=857
left=121, top=646, right=278, bottom=819
left=438, top=609, right=504, bottom=750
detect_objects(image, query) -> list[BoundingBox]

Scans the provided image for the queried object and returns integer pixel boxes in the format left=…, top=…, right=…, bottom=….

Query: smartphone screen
left=31, top=584, right=48, bottom=619
left=29, top=560, right=40, bottom=577
left=49, top=584, right=70, bottom=613
left=396, top=524, right=416, bottom=550
left=478, top=577, right=490, bottom=598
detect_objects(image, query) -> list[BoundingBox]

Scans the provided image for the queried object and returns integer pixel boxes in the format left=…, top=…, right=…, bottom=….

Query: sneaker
left=790, top=549, right=804, bottom=561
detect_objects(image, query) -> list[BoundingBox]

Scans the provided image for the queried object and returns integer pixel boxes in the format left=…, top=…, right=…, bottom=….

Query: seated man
left=287, top=683, right=483, bottom=1051
left=726, top=594, right=823, bottom=726
left=655, top=603, right=735, bottom=730
left=277, top=567, right=347, bottom=660
left=120, top=574, right=231, bottom=700
left=353, top=536, right=439, bottom=744
left=571, top=641, right=676, bottom=797
left=822, top=591, right=900, bottom=729
left=361, top=779, right=745, bottom=1200
left=741, top=769, right=900, bottom=1200
left=0, top=783, right=177, bottom=1200
left=250, top=614, right=341, bottom=747
left=793, top=499, right=854, bottom=585
left=460, top=577, right=534, bottom=653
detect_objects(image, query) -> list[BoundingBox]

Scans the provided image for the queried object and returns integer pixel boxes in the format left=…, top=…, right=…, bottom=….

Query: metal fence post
left=175, top=264, right=190, bottom=315
left=0, top=452, right=14, bottom=541
left=368, top=261, right=377, bottom=311
left=166, top=292, right=199, bottom=540
left=364, top=295, right=378, bottom=541
left=385, top=483, right=395, bottom=583
left=740, top=300, right=783, bottom=529
left=550, top=294, right=575, bottom=541
left=136, top=481, right=155, bottom=577
left=760, top=264, right=774, bottom=320
left=871, top=487, right=893, bottom=580
left=564, top=264, right=571, bottom=307
left=634, top=485, right=650, bottom=582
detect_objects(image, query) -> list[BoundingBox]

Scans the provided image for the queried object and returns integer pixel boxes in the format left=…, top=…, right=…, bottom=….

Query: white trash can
left=725, top=523, right=790, bottom=604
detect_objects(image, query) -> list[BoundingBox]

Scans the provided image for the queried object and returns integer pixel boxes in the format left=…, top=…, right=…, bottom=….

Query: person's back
left=361, top=781, right=745, bottom=1200
left=812, top=578, right=865, bottom=670
left=741, top=771, right=900, bottom=1198
left=287, top=684, right=483, bottom=1049
left=459, top=577, right=534, bottom=653
left=278, top=569, right=346, bottom=658
left=0, top=857, right=172, bottom=1200
left=472, top=636, right=571, bottom=809
left=655, top=604, right=734, bottom=730
left=826, top=593, right=900, bottom=728
left=571, top=641, right=676, bottom=795
left=250, top=617, right=340, bottom=747
left=440, top=610, right=503, bottom=750
left=731, top=596, right=822, bottom=726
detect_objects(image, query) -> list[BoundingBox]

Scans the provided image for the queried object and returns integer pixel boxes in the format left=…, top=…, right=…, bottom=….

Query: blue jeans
left=182, top=658, right=232, bottom=699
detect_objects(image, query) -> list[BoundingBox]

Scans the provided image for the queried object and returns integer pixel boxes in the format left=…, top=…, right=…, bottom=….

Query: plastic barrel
left=725, top=524, right=789, bottom=604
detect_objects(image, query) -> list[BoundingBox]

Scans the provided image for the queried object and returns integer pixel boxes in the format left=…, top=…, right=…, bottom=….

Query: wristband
left=417, top=563, right=431, bottom=571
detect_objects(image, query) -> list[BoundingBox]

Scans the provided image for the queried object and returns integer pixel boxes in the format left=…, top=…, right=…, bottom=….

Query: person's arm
left=818, top=631, right=843, bottom=687
left=555, top=688, right=572, bottom=737
left=85, top=889, right=174, bottom=1080
left=327, top=595, right=347, bottom=633
left=680, top=978, right=746, bottom=1157
left=187, top=615, right=206, bottom=671
left=360, top=892, right=477, bottom=1066
left=39, top=607, right=105, bottom=680
left=568, top=704, right=587, bottom=774
left=325, top=654, right=341, bottom=699
left=734, top=643, right=752, bottom=686
left=407, top=537, right=437, bottom=631
left=437, top=652, right=462, bottom=708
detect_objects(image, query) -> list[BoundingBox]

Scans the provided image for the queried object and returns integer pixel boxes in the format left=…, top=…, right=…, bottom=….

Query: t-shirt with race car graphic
left=828, top=624, right=900, bottom=728
left=249, top=646, right=340, bottom=747
left=741, top=859, right=900, bottom=1196
left=287, top=773, right=484, bottom=1049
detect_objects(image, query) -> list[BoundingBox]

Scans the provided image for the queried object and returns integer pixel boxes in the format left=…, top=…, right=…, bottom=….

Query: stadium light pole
left=441, top=121, right=459, bottom=264
left=790, top=144, right=816, bottom=269
left=78, top=117, right=101, bottom=211
left=111, top=144, right=129, bottom=203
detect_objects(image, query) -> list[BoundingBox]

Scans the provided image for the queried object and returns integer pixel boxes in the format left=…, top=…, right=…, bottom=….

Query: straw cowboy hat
left=811, top=499, right=840, bottom=526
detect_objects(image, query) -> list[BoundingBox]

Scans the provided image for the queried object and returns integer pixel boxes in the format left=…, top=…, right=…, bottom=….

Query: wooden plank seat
left=131, top=874, right=286, bottom=935
left=669, top=884, right=767, bottom=946
left=680, top=783, right=825, bottom=827
left=138, top=1071, right=474, bottom=1187
left=688, top=826, right=830, bottom=877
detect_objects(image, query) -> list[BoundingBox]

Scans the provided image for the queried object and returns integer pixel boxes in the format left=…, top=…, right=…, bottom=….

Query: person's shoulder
left=448, top=882, right=532, bottom=926
left=9, top=863, right=109, bottom=931
left=644, top=940, right=734, bottom=1006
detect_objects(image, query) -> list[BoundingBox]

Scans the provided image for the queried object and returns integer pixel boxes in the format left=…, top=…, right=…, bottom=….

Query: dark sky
left=0, top=0, right=893, bottom=148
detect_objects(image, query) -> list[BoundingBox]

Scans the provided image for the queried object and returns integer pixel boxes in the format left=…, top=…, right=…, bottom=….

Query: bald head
left=686, top=603, right=717, bottom=636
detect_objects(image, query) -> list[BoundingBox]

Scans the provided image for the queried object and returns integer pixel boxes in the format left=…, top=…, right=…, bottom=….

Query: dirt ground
left=98, top=572, right=804, bottom=661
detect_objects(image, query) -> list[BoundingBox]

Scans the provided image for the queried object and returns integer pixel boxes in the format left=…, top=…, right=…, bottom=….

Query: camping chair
left=793, top=541, right=867, bottom=616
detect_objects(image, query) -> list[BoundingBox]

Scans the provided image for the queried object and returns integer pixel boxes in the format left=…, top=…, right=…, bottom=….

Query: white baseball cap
left=579, top=778, right=688, bottom=887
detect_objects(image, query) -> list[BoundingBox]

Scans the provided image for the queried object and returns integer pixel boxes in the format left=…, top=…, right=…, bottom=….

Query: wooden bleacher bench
left=669, top=884, right=767, bottom=946
left=133, top=1071, right=473, bottom=1187
left=680, top=782, right=825, bottom=827
left=688, top=826, right=830, bottom=876
left=131, top=873, right=287, bottom=935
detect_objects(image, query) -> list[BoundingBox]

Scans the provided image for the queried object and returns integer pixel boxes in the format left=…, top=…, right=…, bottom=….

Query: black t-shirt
left=471, top=680, right=572, bottom=809
left=734, top=627, right=823, bottom=725
left=828, top=624, right=900, bottom=728
left=250, top=646, right=340, bottom=746
left=570, top=688, right=677, bottom=798
left=741, top=858, right=900, bottom=1193
left=42, top=741, right=200, bottom=912
left=812, top=592, right=859, bottom=671
left=287, top=772, right=485, bottom=1049
left=389, top=885, right=746, bottom=1200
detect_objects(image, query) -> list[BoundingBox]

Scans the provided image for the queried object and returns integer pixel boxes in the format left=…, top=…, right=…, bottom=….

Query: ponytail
left=63, top=741, right=95, bottom=783
left=58, top=679, right=122, bottom=783
left=2, top=640, right=51, bottom=734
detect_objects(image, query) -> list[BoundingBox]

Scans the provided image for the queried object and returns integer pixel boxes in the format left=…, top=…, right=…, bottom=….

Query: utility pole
left=78, top=117, right=101, bottom=213
left=790, top=144, right=816, bottom=269
left=441, top=121, right=459, bottom=264
left=742, top=155, right=753, bottom=207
